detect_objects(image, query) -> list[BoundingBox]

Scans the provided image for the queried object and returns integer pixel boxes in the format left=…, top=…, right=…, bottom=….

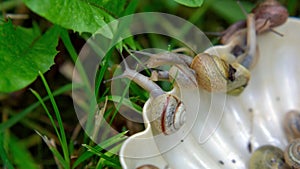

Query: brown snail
left=221, top=0, right=288, bottom=44
left=284, top=138, right=300, bottom=169
left=249, top=145, right=290, bottom=169
left=283, top=110, right=300, bottom=142
left=252, top=0, right=288, bottom=34
left=107, top=52, right=186, bottom=135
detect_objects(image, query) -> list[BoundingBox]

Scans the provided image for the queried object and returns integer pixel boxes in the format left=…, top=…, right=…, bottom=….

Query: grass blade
left=30, top=89, right=62, bottom=145
left=38, top=71, right=70, bottom=168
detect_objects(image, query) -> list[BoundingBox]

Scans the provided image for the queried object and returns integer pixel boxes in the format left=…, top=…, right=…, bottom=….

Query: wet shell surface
left=119, top=18, right=300, bottom=169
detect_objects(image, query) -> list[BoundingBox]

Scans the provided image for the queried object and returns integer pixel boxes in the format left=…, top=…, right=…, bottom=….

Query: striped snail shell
left=190, top=53, right=250, bottom=95
left=284, top=138, right=300, bottom=169
left=249, top=145, right=289, bottom=169
left=283, top=110, right=300, bottom=142
left=149, top=94, right=186, bottom=135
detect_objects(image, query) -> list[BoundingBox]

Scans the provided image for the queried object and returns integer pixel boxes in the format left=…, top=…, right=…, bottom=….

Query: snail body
left=284, top=138, right=300, bottom=169
left=249, top=145, right=289, bottom=169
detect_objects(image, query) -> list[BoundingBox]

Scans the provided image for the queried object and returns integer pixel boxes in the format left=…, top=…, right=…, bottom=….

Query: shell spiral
left=150, top=94, right=186, bottom=135
left=284, top=138, right=300, bottom=169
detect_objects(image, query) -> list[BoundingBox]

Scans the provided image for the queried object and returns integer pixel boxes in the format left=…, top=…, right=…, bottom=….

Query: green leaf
left=23, top=0, right=115, bottom=34
left=174, top=0, right=203, bottom=7
left=0, top=21, right=61, bottom=93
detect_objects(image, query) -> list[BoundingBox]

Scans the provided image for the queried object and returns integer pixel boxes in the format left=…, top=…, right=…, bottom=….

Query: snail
left=249, top=145, right=290, bottom=169
left=106, top=52, right=186, bottom=135
left=221, top=0, right=288, bottom=44
left=284, top=138, right=300, bottom=169
left=283, top=110, right=300, bottom=142
left=252, top=0, right=288, bottom=34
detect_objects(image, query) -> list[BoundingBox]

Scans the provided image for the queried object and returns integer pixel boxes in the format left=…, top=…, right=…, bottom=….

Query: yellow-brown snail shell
left=190, top=53, right=250, bottom=95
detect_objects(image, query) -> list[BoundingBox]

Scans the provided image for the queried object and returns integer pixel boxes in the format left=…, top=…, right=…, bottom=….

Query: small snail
left=107, top=52, right=186, bottom=135
left=249, top=145, right=290, bottom=169
left=284, top=138, right=300, bottom=169
left=150, top=94, right=185, bottom=135
left=252, top=0, right=288, bottom=34
left=283, top=110, right=300, bottom=142
left=136, top=164, right=159, bottom=169
left=220, top=0, right=288, bottom=44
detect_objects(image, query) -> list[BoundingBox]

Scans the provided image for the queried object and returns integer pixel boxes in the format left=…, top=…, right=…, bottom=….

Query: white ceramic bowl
left=119, top=18, right=300, bottom=169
